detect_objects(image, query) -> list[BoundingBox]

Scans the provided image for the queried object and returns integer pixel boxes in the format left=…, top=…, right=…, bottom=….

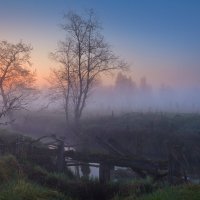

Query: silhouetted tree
left=115, top=72, right=136, bottom=91
left=0, top=40, right=36, bottom=124
left=139, top=76, right=151, bottom=93
left=49, top=10, right=126, bottom=125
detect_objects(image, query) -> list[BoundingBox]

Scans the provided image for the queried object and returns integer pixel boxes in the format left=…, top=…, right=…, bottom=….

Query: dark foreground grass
left=140, top=184, right=200, bottom=200
left=0, top=180, right=71, bottom=200
left=0, top=155, right=71, bottom=200
left=113, top=184, right=200, bottom=200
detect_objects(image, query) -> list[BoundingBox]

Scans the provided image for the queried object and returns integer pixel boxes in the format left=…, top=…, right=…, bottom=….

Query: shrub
left=60, top=179, right=120, bottom=200
left=23, top=164, right=49, bottom=185
left=24, top=164, right=74, bottom=187
left=0, top=155, right=21, bottom=183
left=45, top=172, right=72, bottom=188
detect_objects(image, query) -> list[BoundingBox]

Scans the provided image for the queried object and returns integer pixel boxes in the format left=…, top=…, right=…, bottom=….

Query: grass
left=112, top=184, right=200, bottom=200
left=0, top=151, right=197, bottom=200
left=0, top=180, right=71, bottom=200
left=0, top=155, right=72, bottom=200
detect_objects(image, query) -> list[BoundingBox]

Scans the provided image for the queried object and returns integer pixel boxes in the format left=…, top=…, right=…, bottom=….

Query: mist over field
left=86, top=86, right=200, bottom=115
left=33, top=74, right=200, bottom=118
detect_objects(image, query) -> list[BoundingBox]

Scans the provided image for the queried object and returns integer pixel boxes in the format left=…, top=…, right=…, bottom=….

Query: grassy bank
left=113, top=184, right=200, bottom=200
left=0, top=125, right=199, bottom=200
left=0, top=180, right=71, bottom=200
left=0, top=154, right=199, bottom=200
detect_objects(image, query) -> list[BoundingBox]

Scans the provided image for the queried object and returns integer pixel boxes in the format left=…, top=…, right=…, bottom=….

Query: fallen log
left=65, top=150, right=168, bottom=178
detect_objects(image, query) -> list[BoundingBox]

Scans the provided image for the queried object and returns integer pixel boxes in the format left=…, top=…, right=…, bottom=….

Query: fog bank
left=84, top=85, right=200, bottom=116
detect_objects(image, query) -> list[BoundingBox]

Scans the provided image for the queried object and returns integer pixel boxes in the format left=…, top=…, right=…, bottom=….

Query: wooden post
left=57, top=139, right=65, bottom=172
left=168, top=146, right=182, bottom=184
left=99, top=163, right=111, bottom=184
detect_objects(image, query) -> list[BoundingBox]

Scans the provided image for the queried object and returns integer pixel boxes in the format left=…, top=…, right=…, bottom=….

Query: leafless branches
left=48, top=10, right=127, bottom=124
left=0, top=40, right=36, bottom=124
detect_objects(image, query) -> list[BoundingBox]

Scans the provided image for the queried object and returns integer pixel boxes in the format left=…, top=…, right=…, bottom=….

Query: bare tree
left=49, top=10, right=126, bottom=125
left=0, top=40, right=36, bottom=125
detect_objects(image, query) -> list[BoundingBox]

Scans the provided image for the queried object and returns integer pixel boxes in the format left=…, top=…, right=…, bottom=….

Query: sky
left=0, top=0, right=200, bottom=88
